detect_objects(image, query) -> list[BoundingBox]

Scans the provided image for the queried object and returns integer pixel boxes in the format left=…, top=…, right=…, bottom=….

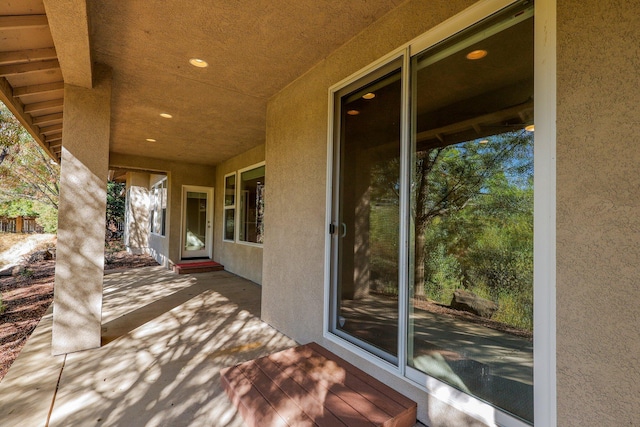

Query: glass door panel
left=183, top=189, right=211, bottom=258
left=408, top=7, right=534, bottom=423
left=331, top=61, right=402, bottom=363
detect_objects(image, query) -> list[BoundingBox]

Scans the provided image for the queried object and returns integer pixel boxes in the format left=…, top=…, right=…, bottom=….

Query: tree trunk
left=414, top=221, right=427, bottom=297
left=413, top=153, right=430, bottom=298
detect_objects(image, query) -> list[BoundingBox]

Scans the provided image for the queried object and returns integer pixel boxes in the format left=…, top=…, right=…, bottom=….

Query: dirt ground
left=0, top=248, right=158, bottom=381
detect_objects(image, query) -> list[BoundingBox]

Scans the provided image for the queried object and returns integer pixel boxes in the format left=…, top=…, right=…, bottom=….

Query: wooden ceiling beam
left=32, top=112, right=63, bottom=126
left=40, top=123, right=63, bottom=135
left=0, top=15, right=48, bottom=30
left=45, top=133, right=63, bottom=143
left=0, top=48, right=57, bottom=66
left=13, top=81, right=64, bottom=98
left=0, top=59, right=60, bottom=77
left=23, top=98, right=63, bottom=114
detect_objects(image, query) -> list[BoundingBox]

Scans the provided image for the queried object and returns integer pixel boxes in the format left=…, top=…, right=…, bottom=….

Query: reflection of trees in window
left=412, top=131, right=533, bottom=330
left=239, top=165, right=265, bottom=244
left=367, top=130, right=534, bottom=330
left=223, top=173, right=235, bottom=241
left=256, top=182, right=265, bottom=244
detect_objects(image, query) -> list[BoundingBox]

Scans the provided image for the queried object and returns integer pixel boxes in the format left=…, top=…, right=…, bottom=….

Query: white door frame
left=180, top=185, right=214, bottom=259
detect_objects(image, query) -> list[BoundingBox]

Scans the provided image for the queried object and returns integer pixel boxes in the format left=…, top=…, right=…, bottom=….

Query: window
left=238, top=164, right=265, bottom=244
left=329, top=3, right=534, bottom=425
left=150, top=178, right=167, bottom=236
left=223, top=173, right=236, bottom=241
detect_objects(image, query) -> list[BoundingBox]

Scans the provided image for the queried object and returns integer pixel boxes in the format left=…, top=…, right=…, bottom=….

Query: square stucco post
left=124, top=172, right=150, bottom=254
left=52, top=65, right=112, bottom=355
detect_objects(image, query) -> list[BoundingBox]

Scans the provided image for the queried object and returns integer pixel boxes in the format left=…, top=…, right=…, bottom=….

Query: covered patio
left=2, top=0, right=640, bottom=425
left=0, top=267, right=297, bottom=426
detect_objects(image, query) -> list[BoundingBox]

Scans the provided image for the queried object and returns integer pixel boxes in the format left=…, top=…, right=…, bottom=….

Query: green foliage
left=0, top=199, right=39, bottom=217
left=0, top=104, right=25, bottom=160
left=367, top=130, right=534, bottom=330
left=106, top=181, right=126, bottom=223
left=0, top=102, right=59, bottom=231
left=413, top=131, right=534, bottom=331
left=35, top=203, right=58, bottom=233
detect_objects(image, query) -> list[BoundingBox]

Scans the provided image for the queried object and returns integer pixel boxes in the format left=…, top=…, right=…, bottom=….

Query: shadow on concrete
left=0, top=267, right=298, bottom=427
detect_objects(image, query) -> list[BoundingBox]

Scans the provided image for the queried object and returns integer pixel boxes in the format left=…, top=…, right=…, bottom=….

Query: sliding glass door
left=330, top=3, right=534, bottom=424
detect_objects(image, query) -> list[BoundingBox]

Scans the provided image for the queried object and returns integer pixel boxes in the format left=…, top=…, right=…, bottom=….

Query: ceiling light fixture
left=160, top=113, right=172, bottom=119
left=189, top=58, right=208, bottom=68
left=525, top=124, right=535, bottom=132
left=146, top=138, right=157, bottom=142
left=466, top=49, right=488, bottom=60
left=362, top=92, right=376, bottom=100
left=347, top=109, right=360, bottom=116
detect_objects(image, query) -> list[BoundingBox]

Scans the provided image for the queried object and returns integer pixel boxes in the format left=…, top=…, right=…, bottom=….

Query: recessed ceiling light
left=189, top=58, right=208, bottom=68
left=146, top=138, right=157, bottom=142
left=362, top=92, right=376, bottom=100
left=525, top=124, right=535, bottom=132
left=347, top=109, right=360, bottom=116
left=160, top=113, right=172, bottom=119
left=466, top=49, right=488, bottom=60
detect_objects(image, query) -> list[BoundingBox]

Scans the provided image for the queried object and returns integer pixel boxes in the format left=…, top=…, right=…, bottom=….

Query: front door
left=182, top=186, right=213, bottom=259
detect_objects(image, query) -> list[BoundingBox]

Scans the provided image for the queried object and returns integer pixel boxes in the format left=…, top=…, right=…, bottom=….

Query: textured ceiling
left=87, top=0, right=404, bottom=165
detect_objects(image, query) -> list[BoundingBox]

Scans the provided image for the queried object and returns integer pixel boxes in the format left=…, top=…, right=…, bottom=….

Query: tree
left=106, top=181, right=126, bottom=237
left=0, top=102, right=60, bottom=231
left=412, top=131, right=533, bottom=297
left=0, top=104, right=23, bottom=167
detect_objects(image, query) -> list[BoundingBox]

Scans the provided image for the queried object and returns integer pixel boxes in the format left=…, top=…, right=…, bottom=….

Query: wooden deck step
left=173, top=261, right=224, bottom=274
left=221, top=342, right=417, bottom=427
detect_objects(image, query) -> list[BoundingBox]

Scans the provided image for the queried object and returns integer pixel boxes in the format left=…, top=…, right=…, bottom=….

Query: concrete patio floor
left=0, top=267, right=298, bottom=427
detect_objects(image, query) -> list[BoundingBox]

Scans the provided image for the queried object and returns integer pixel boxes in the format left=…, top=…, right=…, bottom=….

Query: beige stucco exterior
left=555, top=2, right=640, bottom=424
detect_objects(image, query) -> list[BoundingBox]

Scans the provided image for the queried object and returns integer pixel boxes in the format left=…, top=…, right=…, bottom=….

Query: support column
left=124, top=172, right=150, bottom=254
left=52, top=65, right=111, bottom=355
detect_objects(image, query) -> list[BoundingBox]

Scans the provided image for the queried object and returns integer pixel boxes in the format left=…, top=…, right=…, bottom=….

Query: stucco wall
left=263, top=0, right=483, bottom=425
left=213, top=144, right=265, bottom=284
left=556, top=2, right=640, bottom=425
